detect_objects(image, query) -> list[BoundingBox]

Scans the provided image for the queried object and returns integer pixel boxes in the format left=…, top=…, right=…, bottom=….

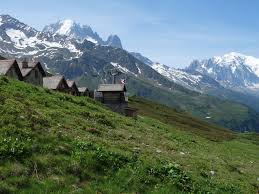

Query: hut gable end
left=18, top=61, right=46, bottom=86
left=78, top=87, right=89, bottom=97
left=0, top=60, right=23, bottom=80
left=43, top=75, right=69, bottom=93
left=67, top=80, right=79, bottom=96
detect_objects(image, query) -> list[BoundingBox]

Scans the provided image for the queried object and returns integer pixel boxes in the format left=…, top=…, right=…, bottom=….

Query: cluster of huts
left=0, top=58, right=90, bottom=97
left=0, top=56, right=137, bottom=118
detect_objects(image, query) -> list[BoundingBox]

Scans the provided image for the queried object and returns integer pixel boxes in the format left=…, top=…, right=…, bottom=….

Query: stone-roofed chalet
left=43, top=75, right=69, bottom=93
left=67, top=80, right=79, bottom=96
left=18, top=60, right=46, bottom=86
left=78, top=87, right=90, bottom=97
left=0, top=59, right=23, bottom=80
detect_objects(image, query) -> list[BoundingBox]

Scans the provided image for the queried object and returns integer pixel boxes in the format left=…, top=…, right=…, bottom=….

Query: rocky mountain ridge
left=43, top=19, right=122, bottom=48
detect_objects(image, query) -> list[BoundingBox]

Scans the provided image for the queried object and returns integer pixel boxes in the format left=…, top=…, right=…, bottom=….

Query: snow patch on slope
left=136, top=63, right=142, bottom=74
left=86, top=36, right=98, bottom=44
left=6, top=28, right=62, bottom=49
left=152, top=63, right=202, bottom=83
left=5, top=28, right=82, bottom=56
left=110, top=62, right=130, bottom=73
left=6, top=29, right=28, bottom=48
left=151, top=63, right=203, bottom=90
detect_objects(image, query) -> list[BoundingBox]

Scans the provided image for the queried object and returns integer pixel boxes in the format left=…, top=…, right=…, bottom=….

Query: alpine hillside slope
left=0, top=76, right=258, bottom=193
left=1, top=15, right=259, bottom=132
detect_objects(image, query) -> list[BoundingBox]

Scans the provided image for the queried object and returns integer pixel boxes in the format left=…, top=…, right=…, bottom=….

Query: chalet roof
left=78, top=87, right=89, bottom=93
left=0, top=59, right=18, bottom=75
left=67, top=80, right=76, bottom=88
left=18, top=61, right=46, bottom=77
left=67, top=80, right=79, bottom=92
left=43, top=75, right=68, bottom=89
left=97, top=84, right=126, bottom=92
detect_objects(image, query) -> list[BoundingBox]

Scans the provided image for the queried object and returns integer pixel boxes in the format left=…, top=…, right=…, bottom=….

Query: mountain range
left=0, top=14, right=259, bottom=132
left=188, top=52, right=259, bottom=95
left=136, top=52, right=259, bottom=96
left=145, top=53, right=259, bottom=111
left=43, top=19, right=122, bottom=48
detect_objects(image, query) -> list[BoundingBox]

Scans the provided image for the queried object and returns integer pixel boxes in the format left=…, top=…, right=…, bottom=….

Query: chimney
left=22, top=58, right=28, bottom=68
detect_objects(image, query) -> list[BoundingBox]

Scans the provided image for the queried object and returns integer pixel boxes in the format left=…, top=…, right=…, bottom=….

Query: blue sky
left=1, top=0, right=259, bottom=68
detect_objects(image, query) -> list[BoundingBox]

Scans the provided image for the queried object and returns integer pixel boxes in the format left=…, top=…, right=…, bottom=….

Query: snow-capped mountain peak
left=55, top=19, right=75, bottom=36
left=43, top=20, right=123, bottom=48
left=43, top=19, right=86, bottom=39
left=187, top=52, right=259, bottom=95
left=211, top=52, right=259, bottom=76
left=0, top=14, right=124, bottom=77
left=0, top=14, right=82, bottom=57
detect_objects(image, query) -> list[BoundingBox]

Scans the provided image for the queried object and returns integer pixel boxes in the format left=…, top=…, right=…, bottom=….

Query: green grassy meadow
left=0, top=76, right=258, bottom=193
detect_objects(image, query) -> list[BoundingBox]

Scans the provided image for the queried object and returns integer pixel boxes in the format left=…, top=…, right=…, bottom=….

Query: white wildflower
left=210, top=171, right=215, bottom=176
